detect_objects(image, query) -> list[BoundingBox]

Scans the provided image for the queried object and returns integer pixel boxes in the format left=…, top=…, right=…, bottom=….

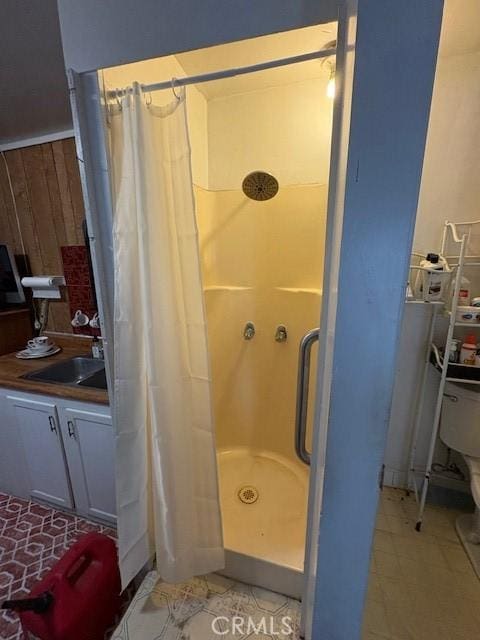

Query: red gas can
left=18, top=533, right=121, bottom=640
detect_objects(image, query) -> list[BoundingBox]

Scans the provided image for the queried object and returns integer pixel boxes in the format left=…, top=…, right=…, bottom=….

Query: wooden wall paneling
left=51, top=141, right=78, bottom=245
left=21, top=145, right=63, bottom=275
left=62, top=138, right=86, bottom=244
left=0, top=178, right=15, bottom=248
left=21, top=145, right=65, bottom=332
left=41, top=144, right=68, bottom=248
left=0, top=156, right=20, bottom=252
left=51, top=140, right=87, bottom=331
left=5, top=149, right=45, bottom=276
left=50, top=295, right=74, bottom=333
left=41, top=142, right=74, bottom=333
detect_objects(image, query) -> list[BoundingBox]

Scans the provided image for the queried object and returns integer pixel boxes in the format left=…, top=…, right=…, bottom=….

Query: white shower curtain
left=109, top=83, right=224, bottom=588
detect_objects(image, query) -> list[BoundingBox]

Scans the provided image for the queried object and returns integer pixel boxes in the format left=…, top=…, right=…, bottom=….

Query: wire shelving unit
left=408, top=220, right=480, bottom=531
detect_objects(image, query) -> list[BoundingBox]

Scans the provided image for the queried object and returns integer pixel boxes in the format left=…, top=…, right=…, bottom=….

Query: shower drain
left=237, top=485, right=259, bottom=504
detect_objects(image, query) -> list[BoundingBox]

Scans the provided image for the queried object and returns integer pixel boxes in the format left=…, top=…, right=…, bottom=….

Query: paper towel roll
left=22, top=277, right=58, bottom=288
left=21, top=276, right=65, bottom=299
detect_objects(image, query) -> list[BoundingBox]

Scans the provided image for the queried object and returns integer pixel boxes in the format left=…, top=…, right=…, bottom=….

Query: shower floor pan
left=217, top=447, right=308, bottom=598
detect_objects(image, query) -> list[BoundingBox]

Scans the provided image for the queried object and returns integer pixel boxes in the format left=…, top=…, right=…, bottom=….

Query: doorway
left=101, top=22, right=337, bottom=598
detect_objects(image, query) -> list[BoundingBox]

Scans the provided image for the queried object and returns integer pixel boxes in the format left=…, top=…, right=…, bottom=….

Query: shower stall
left=196, top=180, right=327, bottom=594
left=190, top=54, right=334, bottom=592
left=101, top=22, right=336, bottom=597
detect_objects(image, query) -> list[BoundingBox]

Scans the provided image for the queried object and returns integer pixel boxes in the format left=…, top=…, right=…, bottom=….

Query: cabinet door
left=7, top=396, right=73, bottom=509
left=60, top=407, right=116, bottom=525
left=0, top=392, right=29, bottom=498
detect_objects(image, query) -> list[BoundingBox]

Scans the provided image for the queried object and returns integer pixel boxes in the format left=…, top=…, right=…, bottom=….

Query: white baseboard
left=383, top=468, right=408, bottom=489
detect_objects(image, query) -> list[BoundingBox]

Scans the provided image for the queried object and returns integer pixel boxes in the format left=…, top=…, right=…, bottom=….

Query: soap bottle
left=460, top=334, right=477, bottom=365
left=91, top=335, right=103, bottom=359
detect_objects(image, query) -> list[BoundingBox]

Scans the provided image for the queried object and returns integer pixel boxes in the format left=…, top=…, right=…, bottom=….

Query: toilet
left=441, top=381, right=480, bottom=543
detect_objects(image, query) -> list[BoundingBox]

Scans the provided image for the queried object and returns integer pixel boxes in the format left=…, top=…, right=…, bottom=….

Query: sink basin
left=22, top=356, right=107, bottom=390
left=78, top=368, right=107, bottom=390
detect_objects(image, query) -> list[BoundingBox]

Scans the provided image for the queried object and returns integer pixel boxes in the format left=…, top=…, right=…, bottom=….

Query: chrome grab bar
left=295, top=328, right=319, bottom=466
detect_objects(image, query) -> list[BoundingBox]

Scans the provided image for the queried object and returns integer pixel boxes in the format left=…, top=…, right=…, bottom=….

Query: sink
left=78, top=368, right=107, bottom=390
left=22, top=356, right=107, bottom=390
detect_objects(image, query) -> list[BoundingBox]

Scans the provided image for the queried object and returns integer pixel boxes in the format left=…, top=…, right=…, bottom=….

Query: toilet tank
left=440, top=381, right=480, bottom=457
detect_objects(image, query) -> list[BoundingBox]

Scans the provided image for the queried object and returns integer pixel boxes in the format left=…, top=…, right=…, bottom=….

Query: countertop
left=0, top=334, right=109, bottom=405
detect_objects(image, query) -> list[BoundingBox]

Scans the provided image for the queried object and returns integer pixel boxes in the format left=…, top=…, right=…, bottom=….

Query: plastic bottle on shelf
left=416, top=253, right=447, bottom=301
left=448, top=339, right=460, bottom=363
left=460, top=334, right=477, bottom=365
left=452, top=275, right=471, bottom=306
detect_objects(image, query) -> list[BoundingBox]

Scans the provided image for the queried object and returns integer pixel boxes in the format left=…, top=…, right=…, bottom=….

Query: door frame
left=67, top=14, right=355, bottom=602
left=66, top=1, right=444, bottom=636
left=301, top=0, right=357, bottom=634
left=67, top=19, right=353, bottom=607
left=305, top=1, right=443, bottom=638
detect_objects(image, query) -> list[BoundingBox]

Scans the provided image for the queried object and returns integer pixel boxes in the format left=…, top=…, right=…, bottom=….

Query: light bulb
left=327, top=76, right=335, bottom=99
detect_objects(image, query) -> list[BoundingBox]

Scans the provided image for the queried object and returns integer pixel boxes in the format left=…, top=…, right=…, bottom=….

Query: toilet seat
left=465, top=455, right=480, bottom=507
left=466, top=456, right=480, bottom=475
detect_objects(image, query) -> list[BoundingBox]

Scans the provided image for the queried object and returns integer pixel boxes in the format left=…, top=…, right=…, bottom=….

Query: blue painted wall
left=312, top=1, right=444, bottom=637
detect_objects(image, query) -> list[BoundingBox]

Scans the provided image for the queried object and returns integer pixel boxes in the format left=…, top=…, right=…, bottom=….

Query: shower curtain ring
left=115, top=89, right=122, bottom=110
left=145, top=91, right=152, bottom=106
left=171, top=77, right=181, bottom=100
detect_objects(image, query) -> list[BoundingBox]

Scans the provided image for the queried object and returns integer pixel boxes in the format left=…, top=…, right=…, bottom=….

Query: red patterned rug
left=0, top=492, right=117, bottom=640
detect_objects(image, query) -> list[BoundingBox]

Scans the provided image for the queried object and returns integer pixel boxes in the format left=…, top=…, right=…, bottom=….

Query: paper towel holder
left=21, top=276, right=66, bottom=299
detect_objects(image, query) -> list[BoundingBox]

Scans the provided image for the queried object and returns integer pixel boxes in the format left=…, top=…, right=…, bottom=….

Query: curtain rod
left=108, top=47, right=336, bottom=97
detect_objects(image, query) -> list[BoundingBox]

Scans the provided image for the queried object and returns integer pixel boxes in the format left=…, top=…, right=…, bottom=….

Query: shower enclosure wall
left=102, top=30, right=334, bottom=595
left=197, top=77, right=332, bottom=594
left=196, top=184, right=326, bottom=571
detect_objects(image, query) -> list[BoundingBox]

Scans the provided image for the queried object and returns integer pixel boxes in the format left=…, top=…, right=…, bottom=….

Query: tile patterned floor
left=1, top=488, right=479, bottom=640
left=112, top=488, right=480, bottom=640
left=363, top=487, right=480, bottom=640
left=0, top=492, right=115, bottom=640
left=112, top=572, right=301, bottom=640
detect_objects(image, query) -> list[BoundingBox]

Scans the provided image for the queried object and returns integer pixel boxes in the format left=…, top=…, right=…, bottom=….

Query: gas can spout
left=2, top=591, right=53, bottom=614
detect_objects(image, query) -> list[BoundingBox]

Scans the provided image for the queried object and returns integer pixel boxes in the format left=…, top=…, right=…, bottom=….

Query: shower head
left=242, top=171, right=279, bottom=201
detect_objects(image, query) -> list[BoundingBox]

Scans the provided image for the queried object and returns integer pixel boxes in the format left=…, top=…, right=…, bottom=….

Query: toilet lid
left=441, top=383, right=480, bottom=458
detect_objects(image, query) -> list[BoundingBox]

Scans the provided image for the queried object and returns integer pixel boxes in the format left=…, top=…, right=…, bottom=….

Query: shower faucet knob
left=275, top=325, right=288, bottom=342
left=243, top=322, right=255, bottom=340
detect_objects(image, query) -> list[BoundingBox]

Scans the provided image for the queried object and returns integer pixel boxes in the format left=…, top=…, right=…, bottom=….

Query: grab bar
left=295, top=328, right=319, bottom=466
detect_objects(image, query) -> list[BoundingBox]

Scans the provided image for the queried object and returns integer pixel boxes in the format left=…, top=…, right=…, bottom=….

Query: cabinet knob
left=48, top=416, right=57, bottom=434
left=67, top=421, right=75, bottom=438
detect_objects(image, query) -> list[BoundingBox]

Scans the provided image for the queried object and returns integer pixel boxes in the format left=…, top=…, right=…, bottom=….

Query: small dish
left=16, top=346, right=62, bottom=360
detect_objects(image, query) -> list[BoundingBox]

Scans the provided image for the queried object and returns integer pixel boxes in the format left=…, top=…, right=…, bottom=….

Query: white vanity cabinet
left=0, top=393, right=30, bottom=499
left=0, top=389, right=116, bottom=526
left=58, top=406, right=116, bottom=524
left=7, top=396, right=73, bottom=510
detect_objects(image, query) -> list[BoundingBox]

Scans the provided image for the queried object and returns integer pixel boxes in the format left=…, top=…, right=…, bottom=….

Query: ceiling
left=176, top=23, right=337, bottom=100
left=0, top=0, right=72, bottom=148
left=1, top=0, right=480, bottom=146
